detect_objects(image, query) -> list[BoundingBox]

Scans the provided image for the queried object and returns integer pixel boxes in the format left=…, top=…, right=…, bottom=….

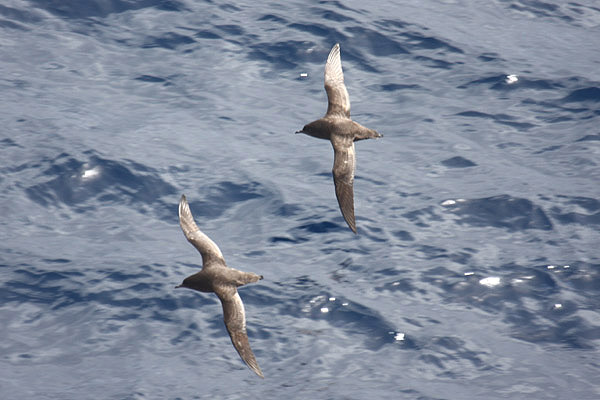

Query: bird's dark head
left=175, top=273, right=212, bottom=292
left=175, top=277, right=190, bottom=289
left=295, top=125, right=309, bottom=135
left=296, top=122, right=319, bottom=137
left=295, top=120, right=330, bottom=140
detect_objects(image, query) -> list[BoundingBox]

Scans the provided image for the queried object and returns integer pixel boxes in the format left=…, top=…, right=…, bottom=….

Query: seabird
left=297, top=43, right=382, bottom=234
left=175, top=195, right=264, bottom=378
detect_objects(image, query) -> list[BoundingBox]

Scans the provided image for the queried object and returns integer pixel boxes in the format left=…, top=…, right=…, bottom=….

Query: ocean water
left=1, top=0, right=600, bottom=398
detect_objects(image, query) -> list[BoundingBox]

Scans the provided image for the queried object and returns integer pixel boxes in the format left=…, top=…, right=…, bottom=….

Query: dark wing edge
left=331, top=138, right=357, bottom=234
left=219, top=289, right=264, bottom=378
left=324, top=43, right=351, bottom=118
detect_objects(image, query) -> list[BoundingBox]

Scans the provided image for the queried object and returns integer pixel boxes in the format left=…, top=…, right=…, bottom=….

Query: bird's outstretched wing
left=324, top=43, right=351, bottom=118
left=217, top=287, right=264, bottom=378
left=179, top=195, right=225, bottom=266
left=331, top=134, right=357, bottom=233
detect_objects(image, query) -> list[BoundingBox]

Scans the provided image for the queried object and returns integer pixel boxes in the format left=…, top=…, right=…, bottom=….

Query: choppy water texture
left=1, top=1, right=600, bottom=399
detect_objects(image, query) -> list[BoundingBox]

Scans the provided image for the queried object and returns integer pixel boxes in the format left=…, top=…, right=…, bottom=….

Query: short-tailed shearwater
left=297, top=43, right=382, bottom=234
left=175, top=195, right=264, bottom=378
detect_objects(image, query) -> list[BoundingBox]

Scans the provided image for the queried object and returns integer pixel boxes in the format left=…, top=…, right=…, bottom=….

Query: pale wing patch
left=324, top=43, right=351, bottom=118
left=179, top=195, right=224, bottom=265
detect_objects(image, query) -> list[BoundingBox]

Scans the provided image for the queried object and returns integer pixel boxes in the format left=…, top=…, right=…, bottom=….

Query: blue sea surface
left=1, top=1, right=600, bottom=398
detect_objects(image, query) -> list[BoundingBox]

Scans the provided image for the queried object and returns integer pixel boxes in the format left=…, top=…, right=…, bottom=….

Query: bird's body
left=297, top=43, right=382, bottom=234
left=176, top=195, right=264, bottom=378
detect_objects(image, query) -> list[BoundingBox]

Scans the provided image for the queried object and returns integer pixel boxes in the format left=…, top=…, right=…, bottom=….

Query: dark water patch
left=257, top=14, right=287, bottom=24
left=317, top=0, right=355, bottom=13
left=218, top=3, right=241, bottom=12
left=43, top=258, right=72, bottom=264
left=549, top=195, right=600, bottom=226
left=402, top=206, right=443, bottom=228
left=532, top=145, right=562, bottom=154
left=477, top=52, right=503, bottom=62
left=555, top=195, right=600, bottom=212
left=194, top=29, right=221, bottom=40
left=0, top=19, right=28, bottom=30
left=187, top=181, right=264, bottom=218
left=318, top=9, right=354, bottom=22
left=414, top=55, right=455, bottom=70
left=441, top=156, right=477, bottom=168
left=215, top=24, right=245, bottom=36
left=455, top=111, right=536, bottom=130
left=288, top=22, right=332, bottom=38
left=359, top=225, right=387, bottom=243
left=297, top=220, right=345, bottom=234
left=134, top=75, right=167, bottom=83
left=29, top=0, right=185, bottom=19
left=377, top=18, right=408, bottom=31
left=0, top=4, right=43, bottom=24
left=142, top=32, right=196, bottom=50
left=269, top=236, right=303, bottom=244
left=403, top=32, right=464, bottom=54
left=374, top=18, right=463, bottom=56
left=323, top=299, right=396, bottom=350
left=329, top=258, right=371, bottom=282
left=2, top=267, right=84, bottom=308
left=449, top=250, right=474, bottom=265
left=346, top=26, right=409, bottom=57
left=248, top=40, right=318, bottom=70
left=575, top=134, right=600, bottom=142
left=392, top=230, right=414, bottom=241
left=417, top=336, right=489, bottom=374
left=425, top=262, right=600, bottom=348
left=417, top=245, right=449, bottom=261
left=376, top=275, right=424, bottom=296
left=561, top=87, right=600, bottom=103
left=379, top=83, right=421, bottom=91
left=319, top=243, right=373, bottom=257
left=520, top=98, right=596, bottom=124
left=104, top=270, right=153, bottom=282
left=89, top=285, right=182, bottom=312
left=562, top=262, right=600, bottom=295
left=279, top=277, right=396, bottom=350
left=509, top=306, right=599, bottom=349
left=507, top=0, right=573, bottom=22
left=445, top=194, right=553, bottom=231
left=170, top=322, right=202, bottom=345
left=25, top=151, right=176, bottom=214
left=275, top=203, right=303, bottom=217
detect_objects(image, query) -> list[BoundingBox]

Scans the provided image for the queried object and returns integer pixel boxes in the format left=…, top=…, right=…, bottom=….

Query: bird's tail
left=354, top=125, right=383, bottom=141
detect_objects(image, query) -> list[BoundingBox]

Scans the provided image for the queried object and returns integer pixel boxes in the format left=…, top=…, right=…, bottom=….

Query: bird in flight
left=297, top=43, right=382, bottom=234
left=176, top=195, right=264, bottom=378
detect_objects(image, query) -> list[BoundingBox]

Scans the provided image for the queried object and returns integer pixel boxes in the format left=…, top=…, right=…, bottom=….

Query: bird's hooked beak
left=295, top=129, right=303, bottom=134
left=175, top=284, right=183, bottom=289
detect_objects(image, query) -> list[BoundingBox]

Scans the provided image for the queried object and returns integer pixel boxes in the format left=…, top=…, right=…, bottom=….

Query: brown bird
left=175, top=194, right=264, bottom=378
left=297, top=43, right=382, bottom=234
